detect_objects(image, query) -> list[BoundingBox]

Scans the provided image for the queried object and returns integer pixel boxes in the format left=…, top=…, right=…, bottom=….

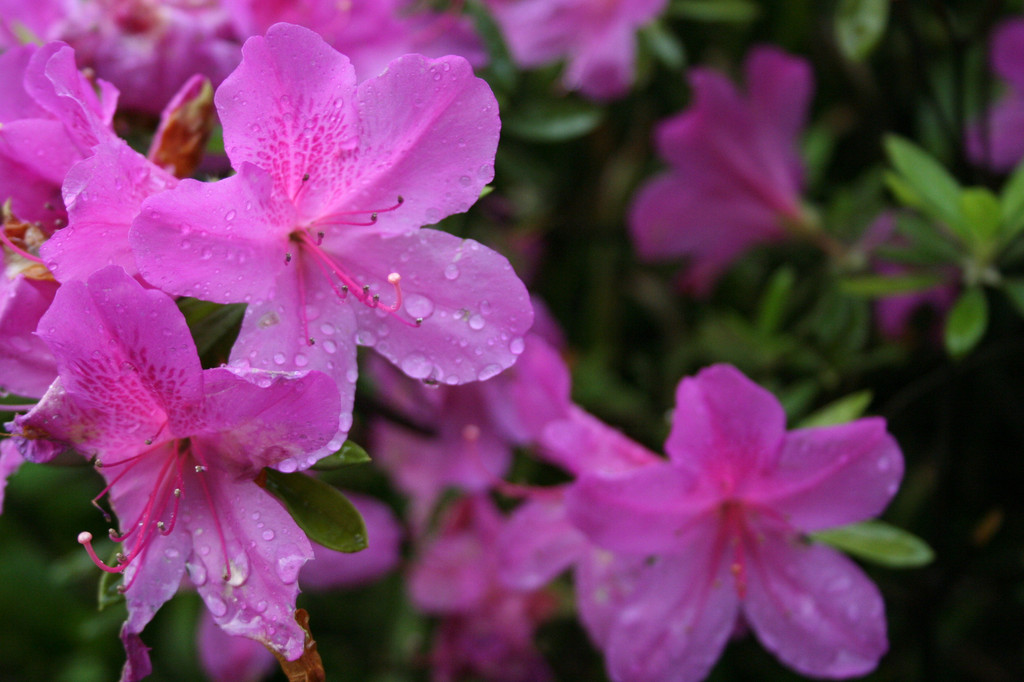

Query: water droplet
left=320, top=323, right=335, bottom=335
left=205, top=595, right=228, bottom=617
left=273, top=352, right=286, bottom=365
left=322, top=340, right=337, bottom=354
left=458, top=175, right=471, bottom=186
left=164, top=548, right=180, bottom=559
left=444, top=264, right=460, bottom=280
left=251, top=512, right=261, bottom=521
left=478, top=364, right=502, bottom=380
left=509, top=337, right=525, bottom=355
left=355, top=330, right=376, bottom=346
left=401, top=353, right=433, bottom=379
left=224, top=210, right=236, bottom=221
left=468, top=314, right=485, bottom=330
left=480, top=300, right=492, bottom=315
left=275, top=554, right=304, bottom=584
left=404, top=294, right=435, bottom=320
left=262, top=530, right=275, bottom=541
left=345, top=369, right=358, bottom=383
left=255, top=600, right=268, bottom=613
left=199, top=545, right=211, bottom=556
left=188, top=561, right=208, bottom=586
left=294, top=353, right=309, bottom=367
left=278, top=460, right=297, bottom=473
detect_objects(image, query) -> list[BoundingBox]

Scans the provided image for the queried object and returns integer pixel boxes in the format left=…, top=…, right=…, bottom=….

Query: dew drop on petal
left=509, top=337, right=525, bottom=355
left=444, top=264, right=460, bottom=280
left=275, top=554, right=304, bottom=584
left=255, top=600, right=268, bottom=613
left=188, top=561, right=208, bottom=586
left=262, top=530, right=275, bottom=541
left=323, top=340, right=337, bottom=354
left=468, top=314, right=485, bottom=331
left=478, top=364, right=502, bottom=381
left=294, top=353, right=309, bottom=367
left=404, top=294, right=435, bottom=320
left=401, top=353, right=433, bottom=379
left=273, top=352, right=286, bottom=365
left=278, top=460, right=298, bottom=473
left=205, top=595, right=228, bottom=617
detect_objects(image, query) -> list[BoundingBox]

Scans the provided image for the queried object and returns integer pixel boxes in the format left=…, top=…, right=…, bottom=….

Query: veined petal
left=216, top=23, right=360, bottom=209
left=33, top=266, right=203, bottom=442
left=742, top=531, right=888, bottom=678
left=603, top=536, right=740, bottom=682
left=751, top=418, right=903, bottom=532
left=182, top=466, right=313, bottom=662
left=228, top=262, right=359, bottom=451
left=566, top=463, right=711, bottom=555
left=331, top=53, right=500, bottom=235
left=44, top=140, right=177, bottom=282
left=330, top=228, right=533, bottom=385
left=664, top=364, right=786, bottom=484
left=132, top=164, right=294, bottom=304
left=198, top=367, right=341, bottom=475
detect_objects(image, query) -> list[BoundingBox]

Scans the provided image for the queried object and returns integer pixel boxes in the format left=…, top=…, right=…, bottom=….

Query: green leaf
left=960, top=187, right=1002, bottom=247
left=639, top=21, right=686, bottom=70
left=812, top=520, right=934, bottom=568
left=260, top=469, right=367, bottom=553
left=311, top=440, right=372, bottom=471
left=1001, top=155, right=1024, bottom=239
left=884, top=135, right=965, bottom=235
left=944, top=287, right=988, bottom=358
left=97, top=548, right=124, bottom=611
left=669, top=0, right=760, bottom=22
left=503, top=98, right=604, bottom=142
left=756, top=267, right=796, bottom=335
left=835, top=0, right=890, bottom=62
left=839, top=273, right=944, bottom=297
left=797, top=390, right=873, bottom=428
left=1000, top=278, right=1024, bottom=318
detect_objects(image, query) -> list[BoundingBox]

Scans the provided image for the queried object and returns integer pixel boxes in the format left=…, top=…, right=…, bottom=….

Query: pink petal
left=0, top=275, right=58, bottom=398
left=216, top=23, right=360, bottom=213
left=564, top=23, right=635, bottom=100
left=182, top=466, right=313, bottom=661
left=335, top=53, right=500, bottom=235
left=228, top=262, right=359, bottom=449
left=742, top=531, right=888, bottom=678
left=603, top=539, right=740, bottom=682
left=34, top=266, right=203, bottom=440
left=992, top=19, right=1024, bottom=92
left=497, top=493, right=588, bottom=591
left=745, top=46, right=814, bottom=145
left=329, top=228, right=533, bottom=385
left=539, top=406, right=661, bottom=476
left=299, top=491, right=402, bottom=590
left=198, top=367, right=342, bottom=475
left=197, top=609, right=277, bottom=682
left=664, top=364, right=787, bottom=483
left=43, top=140, right=177, bottom=282
left=751, top=418, right=903, bottom=532
left=131, top=163, right=294, bottom=304
left=0, top=45, right=49, bottom=120
left=0, top=439, right=25, bottom=514
left=566, top=463, right=711, bottom=555
left=575, top=549, right=650, bottom=650
left=966, top=94, right=1024, bottom=171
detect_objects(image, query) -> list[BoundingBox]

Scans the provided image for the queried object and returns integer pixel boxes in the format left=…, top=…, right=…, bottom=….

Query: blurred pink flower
left=968, top=18, right=1024, bottom=171
left=487, top=0, right=667, bottom=99
left=629, top=47, right=813, bottom=293
left=566, top=364, right=903, bottom=681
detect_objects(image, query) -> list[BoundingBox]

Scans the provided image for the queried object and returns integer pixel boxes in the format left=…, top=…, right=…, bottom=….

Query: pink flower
left=370, top=333, right=571, bottom=525
left=197, top=491, right=402, bottom=682
left=487, top=0, right=667, bottom=99
left=968, top=18, right=1024, bottom=171
left=566, top=364, right=903, bottom=681
left=629, top=47, right=813, bottom=293
left=11, top=266, right=341, bottom=680
left=223, top=0, right=486, bottom=81
left=409, top=495, right=556, bottom=682
left=0, top=41, right=118, bottom=231
left=132, top=23, right=533, bottom=449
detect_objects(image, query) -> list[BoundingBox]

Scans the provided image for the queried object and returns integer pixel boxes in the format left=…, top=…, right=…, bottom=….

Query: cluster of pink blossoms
left=0, top=5, right=916, bottom=682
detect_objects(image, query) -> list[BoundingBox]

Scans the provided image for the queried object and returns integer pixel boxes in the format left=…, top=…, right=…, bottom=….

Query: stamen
left=0, top=228, right=45, bottom=265
left=77, top=531, right=123, bottom=574
left=312, top=196, right=404, bottom=228
left=191, top=442, right=232, bottom=581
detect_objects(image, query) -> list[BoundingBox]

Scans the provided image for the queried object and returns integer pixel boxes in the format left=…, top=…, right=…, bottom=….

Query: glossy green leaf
left=812, top=520, right=934, bottom=568
left=1001, top=155, right=1024, bottom=238
left=839, top=273, right=945, bottom=297
left=835, top=0, right=890, bottom=61
left=960, top=187, right=1002, bottom=246
left=797, top=390, right=873, bottom=428
left=311, top=440, right=372, bottom=471
left=669, top=0, right=760, bottom=22
left=1001, top=279, right=1024, bottom=318
left=756, top=267, right=796, bottom=335
left=639, top=21, right=686, bottom=70
left=884, top=135, right=965, bottom=235
left=944, top=287, right=988, bottom=358
left=260, top=469, right=367, bottom=553
left=503, top=98, right=604, bottom=142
